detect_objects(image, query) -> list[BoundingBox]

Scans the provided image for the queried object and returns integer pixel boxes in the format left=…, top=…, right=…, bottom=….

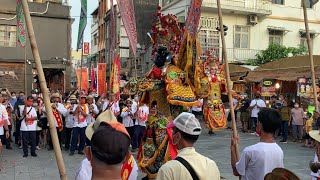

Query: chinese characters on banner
left=76, top=68, right=88, bottom=92
left=297, top=78, right=319, bottom=98
left=116, top=0, right=137, bottom=56
left=110, top=53, right=120, bottom=96
left=83, top=42, right=90, bottom=55
left=97, top=63, right=107, bottom=95
left=261, top=79, right=276, bottom=97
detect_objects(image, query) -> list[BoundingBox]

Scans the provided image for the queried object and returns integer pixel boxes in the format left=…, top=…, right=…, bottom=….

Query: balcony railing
left=202, top=0, right=271, bottom=15
left=201, top=47, right=261, bottom=63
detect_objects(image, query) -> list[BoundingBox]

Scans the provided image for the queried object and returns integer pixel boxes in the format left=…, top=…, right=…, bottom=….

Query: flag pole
left=216, top=0, right=240, bottom=159
left=21, top=0, right=67, bottom=179
left=80, top=48, right=83, bottom=93
left=302, top=0, right=319, bottom=111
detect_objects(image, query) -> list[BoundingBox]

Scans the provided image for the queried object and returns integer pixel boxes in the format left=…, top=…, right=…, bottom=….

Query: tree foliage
left=247, top=44, right=308, bottom=66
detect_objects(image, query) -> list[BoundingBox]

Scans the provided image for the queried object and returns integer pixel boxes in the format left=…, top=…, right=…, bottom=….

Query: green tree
left=247, top=44, right=307, bottom=66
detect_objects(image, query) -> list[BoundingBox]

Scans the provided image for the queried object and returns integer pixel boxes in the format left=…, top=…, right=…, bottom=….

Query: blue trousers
left=132, top=125, right=146, bottom=149
left=70, top=127, right=86, bottom=153
left=251, top=117, right=258, bottom=131
left=281, top=121, right=289, bottom=141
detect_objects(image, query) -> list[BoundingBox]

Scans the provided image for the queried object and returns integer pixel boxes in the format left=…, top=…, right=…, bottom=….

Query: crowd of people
left=1, top=87, right=320, bottom=179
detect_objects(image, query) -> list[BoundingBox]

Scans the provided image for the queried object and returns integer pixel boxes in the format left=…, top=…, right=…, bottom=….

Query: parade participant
left=102, top=93, right=120, bottom=116
left=132, top=96, right=148, bottom=152
left=86, top=95, right=99, bottom=124
left=14, top=91, right=25, bottom=147
left=9, top=91, right=17, bottom=108
left=75, top=110, right=138, bottom=180
left=36, top=97, right=47, bottom=148
left=280, top=101, right=290, bottom=143
left=2, top=94, right=13, bottom=150
left=120, top=99, right=136, bottom=146
left=249, top=94, right=266, bottom=135
left=43, top=93, right=67, bottom=151
left=64, top=95, right=76, bottom=151
left=20, top=96, right=38, bottom=157
left=157, top=112, right=220, bottom=180
left=290, top=103, right=304, bottom=143
left=0, top=94, right=10, bottom=153
left=138, top=101, right=175, bottom=180
left=191, top=98, right=203, bottom=121
left=33, top=99, right=42, bottom=150
left=239, top=96, right=250, bottom=133
left=231, top=108, right=284, bottom=180
left=70, top=95, right=89, bottom=156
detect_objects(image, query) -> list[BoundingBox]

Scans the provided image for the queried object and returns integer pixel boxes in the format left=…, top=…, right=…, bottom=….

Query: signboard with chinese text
left=297, top=77, right=319, bottom=98
left=261, top=79, right=276, bottom=97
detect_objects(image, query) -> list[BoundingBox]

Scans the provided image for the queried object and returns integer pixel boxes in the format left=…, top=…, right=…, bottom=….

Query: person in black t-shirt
left=13, top=91, right=25, bottom=147
left=239, top=98, right=250, bottom=133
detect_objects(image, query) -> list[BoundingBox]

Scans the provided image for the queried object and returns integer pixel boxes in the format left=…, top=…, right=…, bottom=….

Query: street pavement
left=0, top=128, right=315, bottom=180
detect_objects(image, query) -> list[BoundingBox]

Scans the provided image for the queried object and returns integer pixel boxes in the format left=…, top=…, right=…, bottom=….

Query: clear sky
left=70, top=0, right=98, bottom=50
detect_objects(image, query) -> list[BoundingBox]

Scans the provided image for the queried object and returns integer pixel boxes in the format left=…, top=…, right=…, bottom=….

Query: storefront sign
left=261, top=79, right=276, bottom=97
left=297, top=77, right=319, bottom=98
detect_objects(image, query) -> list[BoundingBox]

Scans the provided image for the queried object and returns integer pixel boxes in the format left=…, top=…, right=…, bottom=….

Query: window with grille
left=269, top=30, right=283, bottom=45
left=300, top=33, right=314, bottom=49
left=272, top=0, right=285, bottom=5
left=234, top=26, right=249, bottom=49
left=0, top=25, right=17, bottom=47
left=199, top=29, right=220, bottom=52
left=301, top=0, right=314, bottom=8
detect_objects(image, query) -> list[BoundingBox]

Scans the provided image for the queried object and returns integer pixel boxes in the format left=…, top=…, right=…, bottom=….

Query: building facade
left=160, top=0, right=320, bottom=63
left=0, top=0, right=72, bottom=94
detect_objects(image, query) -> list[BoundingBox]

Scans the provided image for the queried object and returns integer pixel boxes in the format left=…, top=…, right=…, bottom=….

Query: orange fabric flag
left=98, top=63, right=107, bottom=95
left=81, top=67, right=88, bottom=92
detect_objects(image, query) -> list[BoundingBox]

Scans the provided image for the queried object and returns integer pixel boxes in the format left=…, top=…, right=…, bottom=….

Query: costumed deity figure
left=198, top=49, right=228, bottom=134
left=137, top=101, right=176, bottom=180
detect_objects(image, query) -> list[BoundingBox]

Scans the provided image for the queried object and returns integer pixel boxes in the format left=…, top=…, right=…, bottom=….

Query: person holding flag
left=42, top=93, right=67, bottom=151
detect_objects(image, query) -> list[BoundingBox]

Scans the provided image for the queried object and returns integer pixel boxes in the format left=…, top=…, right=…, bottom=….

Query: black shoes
left=31, top=153, right=38, bottom=157
left=69, top=152, right=75, bottom=156
left=208, top=131, right=216, bottom=136
left=23, top=154, right=28, bottom=158
left=78, top=151, right=84, bottom=155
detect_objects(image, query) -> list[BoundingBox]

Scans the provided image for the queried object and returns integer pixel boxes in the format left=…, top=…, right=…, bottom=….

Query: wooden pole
left=79, top=48, right=83, bottom=93
left=21, top=1, right=67, bottom=179
left=216, top=0, right=240, bottom=159
left=302, top=0, right=319, bottom=111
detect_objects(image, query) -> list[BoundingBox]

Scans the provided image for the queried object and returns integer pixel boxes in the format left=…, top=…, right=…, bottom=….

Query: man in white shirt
left=157, top=112, right=221, bottom=180
left=20, top=96, right=38, bottom=157
left=249, top=94, right=266, bottom=134
left=75, top=110, right=138, bottom=180
left=0, top=94, right=10, bottom=153
left=231, top=108, right=284, bottom=180
left=44, top=93, right=67, bottom=151
left=102, top=94, right=120, bottom=116
left=191, top=98, right=203, bottom=121
left=120, top=99, right=136, bottom=146
left=64, top=95, right=77, bottom=151
left=132, top=98, right=148, bottom=152
left=86, top=95, right=99, bottom=124
left=70, top=95, right=89, bottom=156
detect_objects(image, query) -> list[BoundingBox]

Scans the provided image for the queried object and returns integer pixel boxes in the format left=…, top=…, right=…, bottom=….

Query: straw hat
left=86, top=95, right=94, bottom=99
left=69, top=94, right=77, bottom=100
left=85, top=110, right=119, bottom=140
left=310, top=130, right=320, bottom=142
left=51, top=93, right=60, bottom=99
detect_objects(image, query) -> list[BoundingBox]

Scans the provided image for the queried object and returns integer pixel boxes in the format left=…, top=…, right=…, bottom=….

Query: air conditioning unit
left=248, top=15, right=258, bottom=25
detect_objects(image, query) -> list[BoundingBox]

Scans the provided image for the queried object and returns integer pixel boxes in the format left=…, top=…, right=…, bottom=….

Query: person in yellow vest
left=70, top=95, right=89, bottom=156
left=42, top=93, right=67, bottom=151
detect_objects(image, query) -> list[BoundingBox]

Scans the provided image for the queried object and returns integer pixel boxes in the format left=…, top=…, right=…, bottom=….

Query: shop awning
left=267, top=26, right=291, bottom=34
left=229, top=64, right=252, bottom=82
left=245, top=55, right=320, bottom=82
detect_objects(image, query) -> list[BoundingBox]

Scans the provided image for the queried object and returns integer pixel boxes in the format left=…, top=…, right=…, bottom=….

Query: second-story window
left=269, top=30, right=283, bottom=45
left=234, top=26, right=249, bottom=49
left=272, top=0, right=285, bottom=5
left=301, top=0, right=315, bottom=8
left=300, top=32, right=314, bottom=49
left=0, top=25, right=17, bottom=47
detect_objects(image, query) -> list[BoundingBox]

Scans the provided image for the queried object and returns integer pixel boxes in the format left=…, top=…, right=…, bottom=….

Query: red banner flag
left=184, top=0, right=203, bottom=39
left=83, top=42, right=90, bottom=55
left=97, top=63, right=107, bottom=95
left=81, top=68, right=89, bottom=92
left=110, top=53, right=121, bottom=96
left=116, top=0, right=137, bottom=56
left=76, top=68, right=81, bottom=89
left=90, top=64, right=96, bottom=91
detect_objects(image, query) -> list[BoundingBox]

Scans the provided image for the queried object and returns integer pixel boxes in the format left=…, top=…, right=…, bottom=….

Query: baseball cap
left=167, top=112, right=202, bottom=135
left=91, top=122, right=130, bottom=165
left=85, top=110, right=130, bottom=140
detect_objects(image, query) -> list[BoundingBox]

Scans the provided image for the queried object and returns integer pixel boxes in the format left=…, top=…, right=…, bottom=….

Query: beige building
left=160, top=0, right=320, bottom=63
